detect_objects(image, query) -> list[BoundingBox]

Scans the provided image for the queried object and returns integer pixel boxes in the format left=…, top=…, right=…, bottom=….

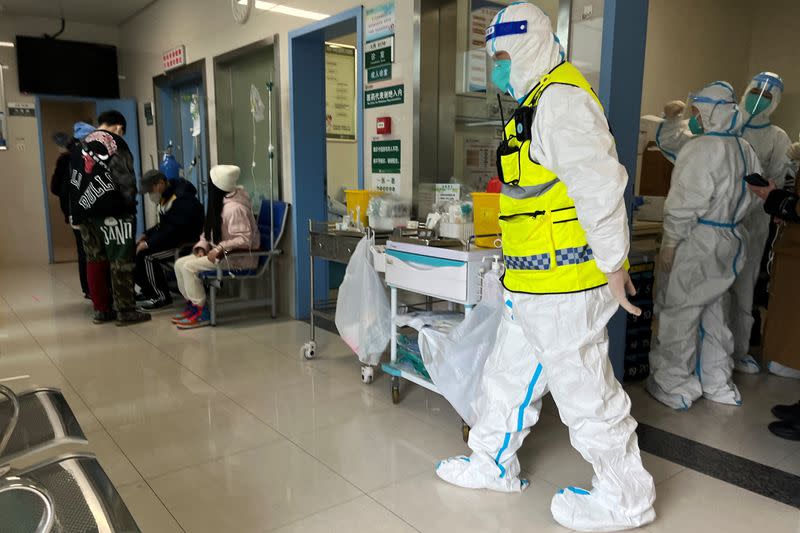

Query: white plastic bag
left=335, top=236, right=391, bottom=365
left=418, top=268, right=504, bottom=426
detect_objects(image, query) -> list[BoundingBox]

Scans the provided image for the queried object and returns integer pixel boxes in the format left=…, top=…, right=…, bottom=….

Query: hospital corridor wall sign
left=365, top=84, right=405, bottom=109
left=365, top=2, right=396, bottom=41
left=365, top=35, right=394, bottom=69
left=325, top=44, right=356, bottom=140
left=367, top=64, right=392, bottom=83
left=372, top=140, right=401, bottom=174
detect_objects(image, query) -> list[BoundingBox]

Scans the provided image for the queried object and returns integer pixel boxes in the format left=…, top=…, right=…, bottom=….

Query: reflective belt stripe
left=505, top=245, right=594, bottom=270
left=504, top=253, right=551, bottom=271
left=554, top=245, right=593, bottom=266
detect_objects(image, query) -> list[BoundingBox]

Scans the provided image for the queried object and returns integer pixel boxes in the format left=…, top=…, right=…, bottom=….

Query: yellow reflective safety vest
left=497, top=61, right=623, bottom=295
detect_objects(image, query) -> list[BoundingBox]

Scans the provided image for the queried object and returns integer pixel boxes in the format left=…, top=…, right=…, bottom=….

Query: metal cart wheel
left=361, top=365, right=375, bottom=384
left=301, top=341, right=317, bottom=360
left=391, top=376, right=400, bottom=404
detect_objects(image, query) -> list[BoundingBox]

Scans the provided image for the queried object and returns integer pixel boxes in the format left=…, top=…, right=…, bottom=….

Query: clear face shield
left=745, top=73, right=782, bottom=117
left=485, top=19, right=528, bottom=95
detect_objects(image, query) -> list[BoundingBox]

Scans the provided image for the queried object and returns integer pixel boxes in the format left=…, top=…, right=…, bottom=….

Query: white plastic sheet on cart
left=418, top=268, right=504, bottom=426
left=396, top=312, right=462, bottom=332
left=335, top=236, right=391, bottom=365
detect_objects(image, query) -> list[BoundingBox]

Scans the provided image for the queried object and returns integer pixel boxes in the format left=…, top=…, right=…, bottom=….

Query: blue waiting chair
left=201, top=199, right=290, bottom=326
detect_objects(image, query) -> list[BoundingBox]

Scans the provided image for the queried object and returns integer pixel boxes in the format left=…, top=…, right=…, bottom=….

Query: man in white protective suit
left=434, top=3, right=656, bottom=531
left=647, top=81, right=761, bottom=409
left=656, top=72, right=797, bottom=377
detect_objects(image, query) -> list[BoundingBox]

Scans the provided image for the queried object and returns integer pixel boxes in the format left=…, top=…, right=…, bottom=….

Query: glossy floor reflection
left=0, top=263, right=797, bottom=532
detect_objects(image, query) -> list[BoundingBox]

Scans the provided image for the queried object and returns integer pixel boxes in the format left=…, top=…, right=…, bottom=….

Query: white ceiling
left=0, top=0, right=155, bottom=26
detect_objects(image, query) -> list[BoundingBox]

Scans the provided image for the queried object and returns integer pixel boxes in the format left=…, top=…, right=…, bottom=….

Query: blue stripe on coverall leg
left=697, top=321, right=706, bottom=383
left=494, top=363, right=544, bottom=478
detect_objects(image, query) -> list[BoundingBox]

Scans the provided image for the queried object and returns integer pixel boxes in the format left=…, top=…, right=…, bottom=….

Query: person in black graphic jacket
left=69, top=110, right=150, bottom=326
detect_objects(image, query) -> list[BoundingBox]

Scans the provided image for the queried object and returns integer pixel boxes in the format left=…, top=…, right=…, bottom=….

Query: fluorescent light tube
left=269, top=5, right=328, bottom=20
left=240, top=0, right=328, bottom=21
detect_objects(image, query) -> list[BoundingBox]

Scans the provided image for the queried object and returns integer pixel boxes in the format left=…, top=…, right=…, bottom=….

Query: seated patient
left=135, top=170, right=204, bottom=310
left=172, top=165, right=260, bottom=329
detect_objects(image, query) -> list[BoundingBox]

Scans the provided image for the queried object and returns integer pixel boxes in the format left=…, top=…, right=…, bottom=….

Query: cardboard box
left=762, top=223, right=800, bottom=369
left=639, top=142, right=674, bottom=197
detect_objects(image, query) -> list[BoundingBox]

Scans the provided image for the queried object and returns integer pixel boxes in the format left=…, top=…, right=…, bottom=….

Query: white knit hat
left=210, top=165, right=240, bottom=192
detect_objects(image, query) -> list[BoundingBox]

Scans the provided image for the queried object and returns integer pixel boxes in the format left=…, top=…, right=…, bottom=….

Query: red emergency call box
left=376, top=117, right=392, bottom=135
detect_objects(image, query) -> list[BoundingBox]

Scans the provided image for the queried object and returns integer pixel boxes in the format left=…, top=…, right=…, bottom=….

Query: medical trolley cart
left=382, top=239, right=498, bottom=438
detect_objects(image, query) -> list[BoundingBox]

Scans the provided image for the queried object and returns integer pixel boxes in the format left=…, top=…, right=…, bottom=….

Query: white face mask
left=148, top=192, right=161, bottom=204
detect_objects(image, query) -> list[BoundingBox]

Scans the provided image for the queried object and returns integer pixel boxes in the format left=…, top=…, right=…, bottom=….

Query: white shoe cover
left=551, top=486, right=656, bottom=532
left=703, top=382, right=742, bottom=406
left=646, top=376, right=692, bottom=410
left=733, top=355, right=761, bottom=374
left=435, top=456, right=529, bottom=493
left=768, top=361, right=800, bottom=380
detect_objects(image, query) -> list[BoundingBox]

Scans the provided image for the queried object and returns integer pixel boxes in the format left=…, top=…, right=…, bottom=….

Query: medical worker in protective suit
left=647, top=81, right=761, bottom=410
left=435, top=4, right=656, bottom=531
left=657, top=73, right=796, bottom=377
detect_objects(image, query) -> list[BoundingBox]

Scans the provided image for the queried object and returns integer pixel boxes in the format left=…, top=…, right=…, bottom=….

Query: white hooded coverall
left=435, top=4, right=655, bottom=532
left=656, top=73, right=796, bottom=375
left=648, top=82, right=760, bottom=410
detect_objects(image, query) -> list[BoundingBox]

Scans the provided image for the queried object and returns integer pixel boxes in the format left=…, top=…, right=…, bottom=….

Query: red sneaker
left=176, top=306, right=211, bottom=329
left=171, top=302, right=197, bottom=324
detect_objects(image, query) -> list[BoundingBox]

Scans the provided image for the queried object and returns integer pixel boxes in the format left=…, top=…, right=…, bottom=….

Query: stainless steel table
left=301, top=221, right=388, bottom=362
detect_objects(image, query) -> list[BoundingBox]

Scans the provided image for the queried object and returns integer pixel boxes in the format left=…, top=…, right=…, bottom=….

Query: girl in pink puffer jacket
left=172, top=165, right=260, bottom=329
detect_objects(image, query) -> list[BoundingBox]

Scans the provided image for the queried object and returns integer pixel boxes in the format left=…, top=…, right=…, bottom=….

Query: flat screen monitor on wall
left=16, top=36, right=120, bottom=99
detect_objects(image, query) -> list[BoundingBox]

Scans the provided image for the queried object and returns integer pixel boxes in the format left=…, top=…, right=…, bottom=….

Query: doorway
left=289, top=7, right=364, bottom=319
left=214, top=39, right=281, bottom=210
left=39, top=100, right=95, bottom=263
left=36, top=96, right=142, bottom=264
left=153, top=60, right=211, bottom=216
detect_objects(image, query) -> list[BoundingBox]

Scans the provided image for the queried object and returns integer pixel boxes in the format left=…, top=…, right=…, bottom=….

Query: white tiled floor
left=1, top=263, right=798, bottom=532
left=628, top=372, right=800, bottom=469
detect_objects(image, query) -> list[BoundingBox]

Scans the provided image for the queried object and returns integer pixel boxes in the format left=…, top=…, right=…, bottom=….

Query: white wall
left=327, top=140, right=358, bottom=197
left=363, top=1, right=415, bottom=200
left=119, top=0, right=411, bottom=208
left=747, top=0, right=800, bottom=141
left=640, top=0, right=753, bottom=119
left=569, top=0, right=603, bottom=89
left=0, top=16, right=119, bottom=265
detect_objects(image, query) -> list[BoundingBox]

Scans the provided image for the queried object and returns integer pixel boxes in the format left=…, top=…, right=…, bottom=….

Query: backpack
left=67, top=131, right=124, bottom=223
